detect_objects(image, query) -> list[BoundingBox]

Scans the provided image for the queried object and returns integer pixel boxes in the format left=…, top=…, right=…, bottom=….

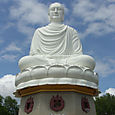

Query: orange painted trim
left=17, top=84, right=99, bottom=97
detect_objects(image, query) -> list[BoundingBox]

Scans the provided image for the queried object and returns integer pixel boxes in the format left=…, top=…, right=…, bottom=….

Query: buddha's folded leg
left=18, top=55, right=49, bottom=71
left=67, top=55, right=96, bottom=70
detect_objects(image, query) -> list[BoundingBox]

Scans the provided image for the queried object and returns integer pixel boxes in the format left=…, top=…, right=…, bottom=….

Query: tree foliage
left=95, top=93, right=115, bottom=115
left=0, top=95, right=19, bottom=115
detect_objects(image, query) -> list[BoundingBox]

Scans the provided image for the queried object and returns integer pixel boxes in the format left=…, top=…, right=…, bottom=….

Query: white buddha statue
left=19, top=2, right=95, bottom=71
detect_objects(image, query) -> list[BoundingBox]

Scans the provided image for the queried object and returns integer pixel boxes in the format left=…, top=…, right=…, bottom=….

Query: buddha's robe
left=19, top=23, right=95, bottom=71
left=30, top=23, right=82, bottom=56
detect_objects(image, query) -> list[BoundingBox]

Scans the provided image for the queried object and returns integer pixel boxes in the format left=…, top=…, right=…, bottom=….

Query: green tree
left=95, top=93, right=115, bottom=115
left=4, top=96, right=19, bottom=115
left=0, top=95, right=3, bottom=106
left=0, top=95, right=10, bottom=115
left=0, top=95, right=19, bottom=115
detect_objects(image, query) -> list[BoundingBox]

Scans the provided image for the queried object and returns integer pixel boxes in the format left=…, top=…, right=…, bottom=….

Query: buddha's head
left=48, top=2, right=64, bottom=23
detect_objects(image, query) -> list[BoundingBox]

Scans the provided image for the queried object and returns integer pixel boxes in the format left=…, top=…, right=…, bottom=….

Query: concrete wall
left=19, top=92, right=96, bottom=115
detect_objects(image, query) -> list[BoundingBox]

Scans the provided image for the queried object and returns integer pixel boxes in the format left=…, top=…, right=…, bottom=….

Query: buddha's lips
left=53, top=14, right=59, bottom=16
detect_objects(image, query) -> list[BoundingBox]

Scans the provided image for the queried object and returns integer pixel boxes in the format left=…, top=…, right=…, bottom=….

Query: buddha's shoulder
left=66, top=25, right=78, bottom=33
left=35, top=25, right=47, bottom=32
left=36, top=26, right=45, bottom=31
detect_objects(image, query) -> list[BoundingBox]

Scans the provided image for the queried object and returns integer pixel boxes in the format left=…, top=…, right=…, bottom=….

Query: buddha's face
left=48, top=3, right=64, bottom=23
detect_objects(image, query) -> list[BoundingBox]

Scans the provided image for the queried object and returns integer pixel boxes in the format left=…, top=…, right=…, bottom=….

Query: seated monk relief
left=19, top=2, right=95, bottom=71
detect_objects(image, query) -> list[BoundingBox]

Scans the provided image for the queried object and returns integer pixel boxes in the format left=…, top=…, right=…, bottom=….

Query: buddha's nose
left=54, top=8, right=58, bottom=13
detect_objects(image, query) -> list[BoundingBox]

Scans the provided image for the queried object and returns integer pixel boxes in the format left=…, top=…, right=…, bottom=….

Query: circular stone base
left=15, top=84, right=98, bottom=97
left=19, top=91, right=96, bottom=115
left=15, top=65, right=98, bottom=91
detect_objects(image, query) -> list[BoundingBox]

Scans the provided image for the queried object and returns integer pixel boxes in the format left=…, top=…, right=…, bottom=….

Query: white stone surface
left=18, top=2, right=96, bottom=72
left=15, top=65, right=98, bottom=90
left=19, top=92, right=96, bottom=115
left=29, top=23, right=82, bottom=56
left=16, top=2, right=98, bottom=92
left=16, top=3, right=98, bottom=115
left=19, top=55, right=95, bottom=72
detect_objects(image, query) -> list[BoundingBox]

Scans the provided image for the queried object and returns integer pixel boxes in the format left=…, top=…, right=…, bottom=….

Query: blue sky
left=0, top=0, right=115, bottom=98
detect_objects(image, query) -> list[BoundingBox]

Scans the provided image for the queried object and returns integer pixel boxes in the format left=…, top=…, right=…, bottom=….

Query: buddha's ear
left=48, top=15, right=51, bottom=22
left=48, top=11, right=51, bottom=22
left=48, top=10, right=50, bottom=16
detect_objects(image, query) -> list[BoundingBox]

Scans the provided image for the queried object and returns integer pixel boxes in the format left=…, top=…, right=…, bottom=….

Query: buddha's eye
left=51, top=8, right=55, bottom=11
left=50, top=7, right=62, bottom=11
left=57, top=8, right=62, bottom=10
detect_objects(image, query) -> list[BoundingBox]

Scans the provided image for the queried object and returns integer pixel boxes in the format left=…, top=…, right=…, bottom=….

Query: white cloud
left=0, top=43, right=22, bottom=61
left=63, top=4, right=69, bottom=15
left=95, top=58, right=115, bottom=77
left=10, top=0, right=48, bottom=37
left=0, top=74, right=16, bottom=98
left=99, top=92, right=105, bottom=97
left=105, top=88, right=115, bottom=95
left=85, top=50, right=95, bottom=56
left=73, top=0, right=96, bottom=21
left=0, top=74, right=20, bottom=104
left=5, top=42, right=22, bottom=53
left=72, top=0, right=115, bottom=38
left=17, top=21, right=35, bottom=41
left=108, top=59, right=115, bottom=64
left=2, top=22, right=15, bottom=31
left=107, top=0, right=115, bottom=2
left=0, top=40, right=4, bottom=44
left=0, top=0, right=10, bottom=3
left=9, top=0, right=70, bottom=47
left=10, top=0, right=48, bottom=25
left=80, top=22, right=114, bottom=39
left=0, top=54, right=18, bottom=61
left=99, top=88, right=115, bottom=97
